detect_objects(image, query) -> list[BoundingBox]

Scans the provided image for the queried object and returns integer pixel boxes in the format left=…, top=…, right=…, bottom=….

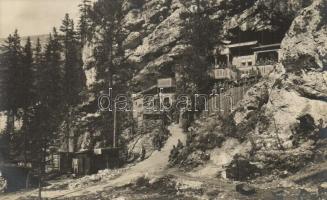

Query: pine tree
left=175, top=0, right=221, bottom=128
left=28, top=37, right=43, bottom=160
left=21, top=37, right=34, bottom=106
left=3, top=30, right=23, bottom=134
left=90, top=0, right=120, bottom=82
left=87, top=0, right=125, bottom=147
left=20, top=37, right=35, bottom=167
left=34, top=38, right=43, bottom=97
left=41, top=28, right=64, bottom=108
left=60, top=14, right=85, bottom=106
left=34, top=29, right=64, bottom=198
left=60, top=14, right=86, bottom=153
left=78, top=0, right=92, bottom=45
left=34, top=28, right=64, bottom=170
left=180, top=0, right=219, bottom=95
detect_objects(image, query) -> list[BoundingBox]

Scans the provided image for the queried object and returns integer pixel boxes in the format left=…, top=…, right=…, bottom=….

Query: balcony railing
left=210, top=68, right=235, bottom=80
left=143, top=108, right=161, bottom=115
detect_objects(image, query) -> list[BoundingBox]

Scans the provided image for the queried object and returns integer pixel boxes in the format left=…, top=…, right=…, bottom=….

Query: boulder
left=235, top=183, right=256, bottom=195
left=298, top=189, right=318, bottom=200
left=123, top=10, right=145, bottom=31
left=318, top=182, right=327, bottom=199
left=123, top=31, right=143, bottom=49
left=226, top=155, right=262, bottom=181
left=0, top=176, right=7, bottom=193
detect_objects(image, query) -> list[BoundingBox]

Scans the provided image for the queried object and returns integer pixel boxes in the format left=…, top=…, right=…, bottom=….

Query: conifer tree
left=180, top=0, right=219, bottom=95
left=41, top=28, right=64, bottom=108
left=34, top=29, right=64, bottom=198
left=20, top=37, right=35, bottom=167
left=3, top=30, right=23, bottom=134
left=24, top=37, right=43, bottom=169
left=87, top=0, right=125, bottom=147
left=60, top=14, right=85, bottom=107
left=176, top=0, right=221, bottom=128
left=34, top=38, right=43, bottom=97
left=78, top=0, right=92, bottom=45
left=33, top=28, right=64, bottom=173
left=21, top=37, right=34, bottom=106
left=60, top=14, right=86, bottom=152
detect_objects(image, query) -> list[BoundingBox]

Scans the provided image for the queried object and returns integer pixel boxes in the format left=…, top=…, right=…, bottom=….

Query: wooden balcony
left=210, top=68, right=235, bottom=80
left=143, top=108, right=161, bottom=115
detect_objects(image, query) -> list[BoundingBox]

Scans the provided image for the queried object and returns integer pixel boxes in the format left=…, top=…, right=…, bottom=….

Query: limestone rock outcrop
left=281, top=0, right=327, bottom=72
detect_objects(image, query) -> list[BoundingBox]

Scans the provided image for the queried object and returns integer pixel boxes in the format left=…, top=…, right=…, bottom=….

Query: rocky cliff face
left=83, top=0, right=310, bottom=90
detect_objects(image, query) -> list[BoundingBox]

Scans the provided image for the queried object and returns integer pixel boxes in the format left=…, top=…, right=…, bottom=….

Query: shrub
left=291, top=114, right=318, bottom=146
left=197, top=133, right=225, bottom=150
left=152, top=126, right=169, bottom=150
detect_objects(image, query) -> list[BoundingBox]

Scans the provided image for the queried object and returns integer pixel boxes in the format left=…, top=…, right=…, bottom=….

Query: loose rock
left=235, top=183, right=256, bottom=195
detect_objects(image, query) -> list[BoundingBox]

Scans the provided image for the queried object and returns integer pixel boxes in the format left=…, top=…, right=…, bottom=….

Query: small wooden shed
left=57, top=152, right=74, bottom=174
left=72, top=150, right=95, bottom=175
left=93, top=147, right=120, bottom=170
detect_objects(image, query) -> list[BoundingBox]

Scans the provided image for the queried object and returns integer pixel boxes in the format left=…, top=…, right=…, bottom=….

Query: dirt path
left=2, top=124, right=186, bottom=200
left=102, top=123, right=186, bottom=186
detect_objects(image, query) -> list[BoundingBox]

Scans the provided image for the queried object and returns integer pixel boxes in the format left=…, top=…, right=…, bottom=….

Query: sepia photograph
left=0, top=0, right=326, bottom=199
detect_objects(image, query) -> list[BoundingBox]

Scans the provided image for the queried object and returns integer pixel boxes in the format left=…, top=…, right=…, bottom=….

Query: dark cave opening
left=229, top=29, right=285, bottom=45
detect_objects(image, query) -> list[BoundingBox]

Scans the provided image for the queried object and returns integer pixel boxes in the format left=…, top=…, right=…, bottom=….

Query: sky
left=0, top=0, right=84, bottom=38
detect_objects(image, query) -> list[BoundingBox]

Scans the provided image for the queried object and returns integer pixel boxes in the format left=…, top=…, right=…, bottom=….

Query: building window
left=248, top=62, right=252, bottom=66
left=241, top=62, right=246, bottom=67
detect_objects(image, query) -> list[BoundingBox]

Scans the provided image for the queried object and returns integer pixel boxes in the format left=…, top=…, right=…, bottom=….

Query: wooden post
left=254, top=52, right=257, bottom=65
left=227, top=54, right=230, bottom=67
left=38, top=169, right=42, bottom=200
left=113, top=103, right=117, bottom=148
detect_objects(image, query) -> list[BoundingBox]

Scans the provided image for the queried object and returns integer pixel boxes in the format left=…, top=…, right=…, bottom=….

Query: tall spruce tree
left=41, top=28, right=64, bottom=108
left=78, top=0, right=92, bottom=45
left=60, top=13, right=86, bottom=152
left=3, top=30, right=23, bottom=134
left=180, top=0, right=219, bottom=95
left=35, top=29, right=64, bottom=198
left=175, top=0, right=221, bottom=128
left=25, top=37, right=43, bottom=169
left=36, top=28, right=64, bottom=169
left=60, top=14, right=85, bottom=107
left=21, top=37, right=34, bottom=106
left=87, top=0, right=125, bottom=147
left=34, top=38, right=43, bottom=97
left=20, top=37, right=35, bottom=167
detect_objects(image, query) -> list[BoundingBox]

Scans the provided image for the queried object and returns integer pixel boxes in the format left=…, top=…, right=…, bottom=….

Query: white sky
left=0, top=0, right=84, bottom=38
